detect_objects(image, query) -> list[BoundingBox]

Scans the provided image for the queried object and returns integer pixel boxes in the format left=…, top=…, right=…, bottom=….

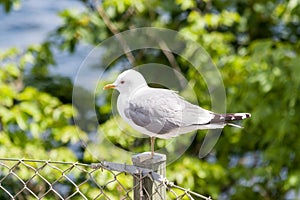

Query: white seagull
left=104, top=69, right=251, bottom=158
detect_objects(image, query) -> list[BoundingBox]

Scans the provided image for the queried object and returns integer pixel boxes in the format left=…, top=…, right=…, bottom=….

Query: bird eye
left=120, top=80, right=125, bottom=84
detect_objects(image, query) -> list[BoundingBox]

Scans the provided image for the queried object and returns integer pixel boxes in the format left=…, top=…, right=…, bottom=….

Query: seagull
left=103, top=69, right=251, bottom=158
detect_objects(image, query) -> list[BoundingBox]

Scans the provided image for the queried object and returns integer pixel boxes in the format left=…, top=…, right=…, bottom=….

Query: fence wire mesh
left=0, top=158, right=211, bottom=200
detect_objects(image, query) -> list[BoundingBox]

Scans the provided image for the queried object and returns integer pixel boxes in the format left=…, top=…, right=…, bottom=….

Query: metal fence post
left=132, top=152, right=166, bottom=200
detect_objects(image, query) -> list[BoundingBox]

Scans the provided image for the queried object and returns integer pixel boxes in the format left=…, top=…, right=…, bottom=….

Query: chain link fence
left=0, top=158, right=211, bottom=200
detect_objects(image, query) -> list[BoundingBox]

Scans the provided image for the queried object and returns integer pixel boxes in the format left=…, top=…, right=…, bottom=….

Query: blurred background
left=0, top=0, right=300, bottom=199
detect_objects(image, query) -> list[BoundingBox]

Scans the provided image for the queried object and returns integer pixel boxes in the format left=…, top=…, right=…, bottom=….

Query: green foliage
left=0, top=49, right=86, bottom=159
left=26, top=42, right=56, bottom=76
left=0, top=48, right=90, bottom=197
left=53, top=9, right=107, bottom=52
left=24, top=74, right=73, bottom=104
left=0, top=0, right=20, bottom=13
left=1, top=0, right=300, bottom=199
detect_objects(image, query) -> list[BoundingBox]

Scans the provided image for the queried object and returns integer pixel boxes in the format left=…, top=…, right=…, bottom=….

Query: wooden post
left=132, top=152, right=166, bottom=200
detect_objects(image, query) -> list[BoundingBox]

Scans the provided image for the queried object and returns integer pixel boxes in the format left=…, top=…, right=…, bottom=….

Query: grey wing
left=124, top=103, right=151, bottom=127
left=125, top=90, right=182, bottom=135
left=163, top=90, right=214, bottom=126
left=181, top=100, right=214, bottom=125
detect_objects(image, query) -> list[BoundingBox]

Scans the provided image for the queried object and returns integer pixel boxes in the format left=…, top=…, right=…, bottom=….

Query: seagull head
left=103, top=69, right=147, bottom=94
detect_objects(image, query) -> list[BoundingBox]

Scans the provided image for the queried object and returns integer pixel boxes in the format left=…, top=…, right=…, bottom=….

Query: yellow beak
left=103, top=84, right=116, bottom=90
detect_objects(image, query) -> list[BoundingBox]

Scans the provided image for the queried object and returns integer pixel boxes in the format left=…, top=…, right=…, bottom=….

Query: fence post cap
left=132, top=152, right=166, bottom=164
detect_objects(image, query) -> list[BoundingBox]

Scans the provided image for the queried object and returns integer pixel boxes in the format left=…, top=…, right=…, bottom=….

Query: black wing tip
left=227, top=113, right=251, bottom=121
left=240, top=113, right=251, bottom=119
left=210, top=113, right=251, bottom=123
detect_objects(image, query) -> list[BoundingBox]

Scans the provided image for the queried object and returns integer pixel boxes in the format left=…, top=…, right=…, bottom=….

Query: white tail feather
left=227, top=123, right=244, bottom=128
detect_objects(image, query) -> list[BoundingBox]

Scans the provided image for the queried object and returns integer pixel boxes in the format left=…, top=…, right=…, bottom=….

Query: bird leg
left=150, top=137, right=155, bottom=158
